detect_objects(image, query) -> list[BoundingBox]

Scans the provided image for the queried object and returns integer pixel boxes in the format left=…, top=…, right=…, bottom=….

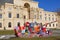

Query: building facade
left=56, top=12, right=60, bottom=29
left=0, top=0, right=58, bottom=30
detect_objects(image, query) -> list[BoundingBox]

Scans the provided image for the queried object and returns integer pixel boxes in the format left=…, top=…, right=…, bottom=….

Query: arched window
left=0, top=23, right=2, bottom=28
left=17, top=22, right=20, bottom=26
left=8, top=22, right=11, bottom=28
left=24, top=3, right=30, bottom=8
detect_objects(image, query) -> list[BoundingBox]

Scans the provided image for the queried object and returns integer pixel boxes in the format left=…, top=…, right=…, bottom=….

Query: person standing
left=14, top=24, right=21, bottom=37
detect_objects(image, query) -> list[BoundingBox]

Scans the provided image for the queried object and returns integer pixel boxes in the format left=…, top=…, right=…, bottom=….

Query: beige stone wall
left=14, top=0, right=38, bottom=8
left=44, top=12, right=58, bottom=28
left=56, top=13, right=60, bottom=29
left=0, top=0, right=58, bottom=30
left=0, top=5, right=4, bottom=30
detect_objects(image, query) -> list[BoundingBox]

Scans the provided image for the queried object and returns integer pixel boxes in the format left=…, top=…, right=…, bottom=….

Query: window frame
left=8, top=22, right=11, bottom=28
left=17, top=14, right=19, bottom=18
left=49, top=17, right=51, bottom=21
left=17, top=22, right=20, bottom=26
left=49, top=24, right=51, bottom=27
left=0, top=23, right=2, bottom=28
left=34, top=15, right=36, bottom=19
left=0, top=14, right=2, bottom=18
left=8, top=12, right=12, bottom=18
left=40, top=15, right=42, bottom=20
left=45, top=17, right=47, bottom=21
left=53, top=24, right=54, bottom=27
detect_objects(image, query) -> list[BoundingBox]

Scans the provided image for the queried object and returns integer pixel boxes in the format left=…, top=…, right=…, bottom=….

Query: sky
left=34, top=0, right=60, bottom=12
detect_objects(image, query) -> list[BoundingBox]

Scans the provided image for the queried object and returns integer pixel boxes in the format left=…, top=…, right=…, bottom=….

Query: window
left=34, top=15, right=36, bottom=19
left=8, top=12, right=11, bottom=18
left=45, top=14, right=47, bottom=16
left=0, top=9, right=2, bottom=11
left=56, top=18, right=57, bottom=21
left=52, top=18, right=54, bottom=21
left=17, top=22, right=20, bottom=26
left=49, top=14, right=50, bottom=16
left=40, top=12, right=42, bottom=13
left=24, top=3, right=30, bottom=8
left=56, top=24, right=57, bottom=26
left=49, top=24, right=51, bottom=27
left=53, top=24, right=54, bottom=27
left=49, top=17, right=50, bottom=21
left=16, top=7, right=20, bottom=11
left=8, top=22, right=11, bottom=28
left=40, top=23, right=43, bottom=27
left=8, top=7, right=12, bottom=10
left=0, top=14, right=2, bottom=18
left=17, top=14, right=19, bottom=18
left=52, top=15, right=53, bottom=16
left=0, top=23, right=2, bottom=28
left=40, top=15, right=42, bottom=20
left=45, top=17, right=47, bottom=21
left=24, top=16, right=26, bottom=19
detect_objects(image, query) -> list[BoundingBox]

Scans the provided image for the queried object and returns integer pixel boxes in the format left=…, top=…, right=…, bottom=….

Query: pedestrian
left=14, top=23, right=21, bottom=37
left=21, top=25, right=25, bottom=37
